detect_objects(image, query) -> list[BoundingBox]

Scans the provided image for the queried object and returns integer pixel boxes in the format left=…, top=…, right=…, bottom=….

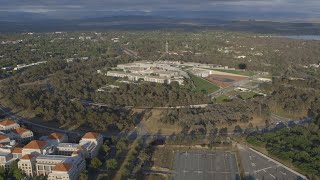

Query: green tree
left=79, top=170, right=89, bottom=180
left=106, top=159, right=118, bottom=170
left=90, top=157, right=102, bottom=169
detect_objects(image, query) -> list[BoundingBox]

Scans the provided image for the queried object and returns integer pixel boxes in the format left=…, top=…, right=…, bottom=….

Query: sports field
left=190, top=74, right=220, bottom=94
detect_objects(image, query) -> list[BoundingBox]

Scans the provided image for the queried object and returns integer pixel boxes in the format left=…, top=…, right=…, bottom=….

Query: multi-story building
left=12, top=147, right=22, bottom=159
left=47, top=133, right=68, bottom=145
left=55, top=143, right=86, bottom=157
left=9, top=127, right=33, bottom=142
left=0, top=134, right=10, bottom=144
left=0, top=151, right=15, bottom=170
left=22, top=140, right=49, bottom=156
left=35, top=155, right=85, bottom=178
left=0, top=120, right=20, bottom=132
left=79, top=132, right=103, bottom=158
left=18, top=154, right=36, bottom=176
left=48, top=160, right=86, bottom=180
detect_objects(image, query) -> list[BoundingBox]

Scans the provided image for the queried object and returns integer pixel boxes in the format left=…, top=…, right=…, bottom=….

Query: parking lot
left=237, top=144, right=307, bottom=180
left=172, top=151, right=240, bottom=180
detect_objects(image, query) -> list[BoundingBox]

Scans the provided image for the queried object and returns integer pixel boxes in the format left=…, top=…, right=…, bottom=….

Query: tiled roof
left=48, top=133, right=65, bottom=140
left=53, top=163, right=72, bottom=172
left=0, top=134, right=8, bottom=140
left=24, top=140, right=47, bottom=149
left=12, top=147, right=23, bottom=154
left=11, top=127, right=30, bottom=134
left=0, top=120, right=17, bottom=126
left=21, top=154, right=33, bottom=160
left=82, top=132, right=100, bottom=139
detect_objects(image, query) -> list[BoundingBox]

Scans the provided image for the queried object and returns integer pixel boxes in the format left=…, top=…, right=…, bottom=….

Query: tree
left=0, top=166, right=5, bottom=180
left=90, top=157, right=102, bottom=169
left=8, top=160, right=23, bottom=179
left=238, top=63, right=247, bottom=69
left=102, top=143, right=110, bottom=155
left=79, top=170, right=89, bottom=180
left=106, top=159, right=118, bottom=170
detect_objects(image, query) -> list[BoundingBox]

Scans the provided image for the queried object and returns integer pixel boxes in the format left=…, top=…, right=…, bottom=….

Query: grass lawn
left=211, top=69, right=255, bottom=76
left=212, top=95, right=231, bottom=103
left=229, top=90, right=258, bottom=100
left=190, top=74, right=220, bottom=94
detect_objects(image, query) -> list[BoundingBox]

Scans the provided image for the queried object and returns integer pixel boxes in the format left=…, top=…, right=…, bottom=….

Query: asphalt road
left=237, top=144, right=307, bottom=180
left=172, top=151, right=240, bottom=180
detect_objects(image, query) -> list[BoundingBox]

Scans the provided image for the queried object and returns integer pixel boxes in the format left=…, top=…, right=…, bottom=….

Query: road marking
left=254, top=166, right=274, bottom=173
left=249, top=156, right=252, bottom=161
left=280, top=171, right=287, bottom=175
left=269, top=173, right=276, bottom=179
left=251, top=163, right=256, bottom=167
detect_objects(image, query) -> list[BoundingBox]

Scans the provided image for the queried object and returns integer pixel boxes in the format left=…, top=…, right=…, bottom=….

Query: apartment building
left=0, top=151, right=15, bottom=170
left=0, top=120, right=20, bottom=132
left=12, top=147, right=22, bottom=159
left=22, top=140, right=49, bottom=156
left=0, top=134, right=10, bottom=144
left=47, top=133, right=68, bottom=145
left=48, top=160, right=86, bottom=180
left=55, top=143, right=85, bottom=156
left=36, top=155, right=85, bottom=178
left=9, top=127, right=33, bottom=142
left=18, top=154, right=36, bottom=176
left=79, top=132, right=103, bottom=158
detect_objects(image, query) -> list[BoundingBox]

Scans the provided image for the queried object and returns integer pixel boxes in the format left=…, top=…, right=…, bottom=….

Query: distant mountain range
left=0, top=11, right=320, bottom=34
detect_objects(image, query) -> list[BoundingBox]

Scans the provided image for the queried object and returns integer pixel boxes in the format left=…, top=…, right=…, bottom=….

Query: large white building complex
left=101, top=60, right=235, bottom=85
left=0, top=119, right=103, bottom=180
left=103, top=60, right=185, bottom=85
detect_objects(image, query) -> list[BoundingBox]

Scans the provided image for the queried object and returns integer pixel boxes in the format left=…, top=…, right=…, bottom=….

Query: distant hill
left=0, top=14, right=320, bottom=34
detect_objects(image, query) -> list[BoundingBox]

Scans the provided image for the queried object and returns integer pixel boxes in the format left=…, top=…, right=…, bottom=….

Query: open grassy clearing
left=190, top=74, right=220, bottom=94
left=228, top=90, right=258, bottom=100
left=141, top=109, right=182, bottom=135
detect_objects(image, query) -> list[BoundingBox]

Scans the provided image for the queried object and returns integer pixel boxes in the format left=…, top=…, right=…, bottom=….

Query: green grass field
left=210, top=69, right=255, bottom=76
left=190, top=74, right=220, bottom=94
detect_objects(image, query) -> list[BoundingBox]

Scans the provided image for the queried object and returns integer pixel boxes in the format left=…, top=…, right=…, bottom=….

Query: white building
left=79, top=132, right=103, bottom=158
left=9, top=127, right=33, bottom=142
left=22, top=140, right=49, bottom=156
left=0, top=120, right=20, bottom=132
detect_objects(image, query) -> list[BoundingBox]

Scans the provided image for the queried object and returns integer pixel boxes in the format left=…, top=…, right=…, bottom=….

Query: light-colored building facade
left=9, top=127, right=33, bottom=142
left=79, top=132, right=103, bottom=158
left=0, top=120, right=20, bottom=132
left=22, top=140, right=49, bottom=156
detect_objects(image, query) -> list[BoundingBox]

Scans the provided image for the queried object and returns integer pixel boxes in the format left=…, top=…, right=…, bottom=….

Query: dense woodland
left=1, top=31, right=320, bottom=132
left=247, top=125, right=320, bottom=178
left=159, top=98, right=270, bottom=133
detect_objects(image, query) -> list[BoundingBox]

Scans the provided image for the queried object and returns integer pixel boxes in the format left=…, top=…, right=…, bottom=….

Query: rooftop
left=12, top=147, right=23, bottom=154
left=48, top=133, right=65, bottom=140
left=11, top=127, right=30, bottom=134
left=0, top=134, right=8, bottom=140
left=53, top=163, right=72, bottom=172
left=21, top=154, right=34, bottom=160
left=0, top=120, right=17, bottom=126
left=82, top=132, right=100, bottom=139
left=24, top=140, right=47, bottom=150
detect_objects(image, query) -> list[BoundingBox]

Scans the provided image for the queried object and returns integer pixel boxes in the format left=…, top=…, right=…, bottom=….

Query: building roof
left=12, top=147, right=23, bottom=154
left=11, top=127, right=30, bottom=134
left=82, top=132, right=100, bottom=139
left=24, top=140, right=47, bottom=149
left=0, top=120, right=16, bottom=127
left=0, top=134, right=8, bottom=140
left=48, top=133, right=65, bottom=140
left=21, top=154, right=33, bottom=160
left=53, top=163, right=72, bottom=172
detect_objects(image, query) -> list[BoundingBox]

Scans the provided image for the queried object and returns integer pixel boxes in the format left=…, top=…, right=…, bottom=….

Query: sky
left=0, top=0, right=320, bottom=21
